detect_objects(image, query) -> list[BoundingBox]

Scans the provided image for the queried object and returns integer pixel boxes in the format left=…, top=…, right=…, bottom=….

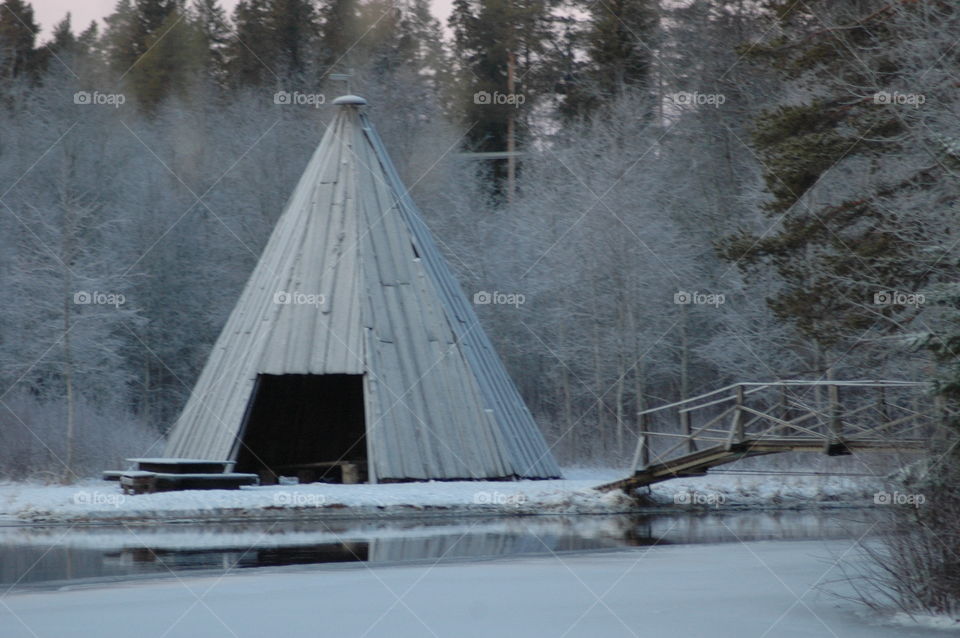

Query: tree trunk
left=60, top=186, right=78, bottom=484
left=63, top=284, right=75, bottom=483
left=506, top=50, right=516, bottom=204
left=615, top=365, right=625, bottom=460
left=559, top=321, right=572, bottom=458
left=679, top=302, right=694, bottom=452
left=593, top=317, right=604, bottom=460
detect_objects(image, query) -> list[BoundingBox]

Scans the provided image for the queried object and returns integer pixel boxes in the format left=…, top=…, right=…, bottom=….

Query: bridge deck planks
left=596, top=438, right=926, bottom=492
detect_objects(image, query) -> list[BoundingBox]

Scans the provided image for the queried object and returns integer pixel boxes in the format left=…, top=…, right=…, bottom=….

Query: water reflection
left=0, top=510, right=875, bottom=589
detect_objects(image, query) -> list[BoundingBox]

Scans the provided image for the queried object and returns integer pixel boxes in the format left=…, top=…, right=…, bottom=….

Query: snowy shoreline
left=0, top=470, right=885, bottom=524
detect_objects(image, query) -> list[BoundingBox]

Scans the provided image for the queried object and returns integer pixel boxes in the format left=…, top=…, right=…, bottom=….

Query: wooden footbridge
left=598, top=380, right=950, bottom=493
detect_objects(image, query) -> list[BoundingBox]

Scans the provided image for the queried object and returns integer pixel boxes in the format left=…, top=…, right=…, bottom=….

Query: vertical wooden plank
left=779, top=384, right=789, bottom=423
left=630, top=434, right=648, bottom=475
left=681, top=410, right=695, bottom=454
left=640, top=410, right=651, bottom=470
left=733, top=385, right=745, bottom=442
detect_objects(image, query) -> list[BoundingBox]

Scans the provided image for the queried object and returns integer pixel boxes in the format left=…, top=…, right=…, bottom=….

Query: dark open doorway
left=234, top=374, right=367, bottom=482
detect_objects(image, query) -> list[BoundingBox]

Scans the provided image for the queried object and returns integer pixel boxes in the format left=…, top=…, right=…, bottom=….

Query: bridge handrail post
left=630, top=434, right=648, bottom=474
left=734, top=384, right=745, bottom=441
left=779, top=384, right=789, bottom=422
left=827, top=382, right=842, bottom=451
left=680, top=410, right=695, bottom=454
left=878, top=385, right=890, bottom=423
left=640, top=408, right=651, bottom=469
left=724, top=384, right=746, bottom=451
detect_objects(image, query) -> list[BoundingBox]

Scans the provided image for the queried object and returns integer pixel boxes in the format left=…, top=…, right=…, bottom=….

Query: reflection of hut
left=164, top=96, right=559, bottom=483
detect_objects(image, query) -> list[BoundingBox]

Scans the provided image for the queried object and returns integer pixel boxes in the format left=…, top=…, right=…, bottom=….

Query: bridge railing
left=629, top=380, right=948, bottom=475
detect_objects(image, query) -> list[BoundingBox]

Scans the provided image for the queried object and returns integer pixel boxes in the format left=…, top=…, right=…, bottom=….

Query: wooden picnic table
left=104, top=458, right=257, bottom=494
left=119, top=471, right=258, bottom=494
left=126, top=458, right=232, bottom=474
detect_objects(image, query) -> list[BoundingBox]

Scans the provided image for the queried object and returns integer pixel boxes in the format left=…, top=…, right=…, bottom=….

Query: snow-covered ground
left=1, top=539, right=953, bottom=637
left=0, top=470, right=880, bottom=523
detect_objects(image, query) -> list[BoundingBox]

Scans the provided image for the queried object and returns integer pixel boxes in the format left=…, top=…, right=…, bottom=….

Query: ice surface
left=0, top=539, right=950, bottom=637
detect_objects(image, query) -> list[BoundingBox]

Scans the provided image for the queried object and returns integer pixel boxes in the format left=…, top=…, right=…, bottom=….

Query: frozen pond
left=0, top=510, right=876, bottom=590
left=3, top=532, right=950, bottom=637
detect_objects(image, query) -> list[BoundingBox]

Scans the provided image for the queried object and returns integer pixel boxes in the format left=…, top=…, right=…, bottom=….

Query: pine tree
left=103, top=0, right=181, bottom=70
left=719, top=1, right=950, bottom=365
left=103, top=0, right=210, bottom=109
left=49, top=14, right=77, bottom=54
left=450, top=0, right=551, bottom=198
left=0, top=0, right=41, bottom=79
left=77, top=21, right=100, bottom=53
left=190, top=0, right=230, bottom=80
left=317, top=0, right=359, bottom=74
left=227, top=0, right=319, bottom=85
left=273, top=0, right=319, bottom=75
left=137, top=0, right=180, bottom=33
left=46, top=14, right=100, bottom=65
left=559, top=0, right=658, bottom=119
left=402, top=0, right=449, bottom=82
left=357, top=0, right=448, bottom=87
left=225, top=0, right=270, bottom=85
left=131, top=7, right=207, bottom=108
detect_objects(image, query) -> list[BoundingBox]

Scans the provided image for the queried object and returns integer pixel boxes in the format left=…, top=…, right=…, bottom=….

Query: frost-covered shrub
left=0, top=392, right=160, bottom=481
left=845, top=448, right=960, bottom=621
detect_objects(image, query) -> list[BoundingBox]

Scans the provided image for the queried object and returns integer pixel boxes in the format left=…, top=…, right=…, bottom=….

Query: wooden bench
left=273, top=461, right=363, bottom=484
left=120, top=471, right=158, bottom=495
left=120, top=471, right=259, bottom=494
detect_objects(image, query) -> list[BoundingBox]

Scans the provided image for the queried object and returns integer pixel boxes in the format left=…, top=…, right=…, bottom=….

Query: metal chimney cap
left=333, top=95, right=368, bottom=106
